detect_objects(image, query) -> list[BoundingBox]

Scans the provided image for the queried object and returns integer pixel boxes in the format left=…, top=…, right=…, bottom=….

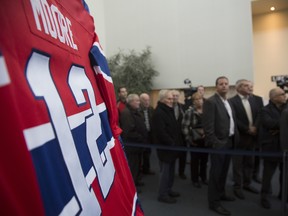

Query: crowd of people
left=116, top=76, right=288, bottom=216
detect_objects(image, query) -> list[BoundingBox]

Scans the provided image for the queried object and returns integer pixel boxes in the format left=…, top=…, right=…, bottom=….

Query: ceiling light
left=270, top=6, right=275, bottom=11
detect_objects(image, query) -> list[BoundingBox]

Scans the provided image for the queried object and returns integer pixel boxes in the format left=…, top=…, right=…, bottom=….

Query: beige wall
left=252, top=9, right=288, bottom=100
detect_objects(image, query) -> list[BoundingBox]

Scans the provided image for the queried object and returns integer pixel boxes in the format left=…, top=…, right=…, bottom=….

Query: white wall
left=87, top=0, right=253, bottom=89
left=253, top=9, right=288, bottom=100
left=86, top=0, right=106, bottom=50
left=101, top=0, right=254, bottom=89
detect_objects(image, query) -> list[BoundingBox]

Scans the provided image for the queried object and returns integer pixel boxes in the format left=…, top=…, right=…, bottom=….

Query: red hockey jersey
left=0, top=0, right=143, bottom=215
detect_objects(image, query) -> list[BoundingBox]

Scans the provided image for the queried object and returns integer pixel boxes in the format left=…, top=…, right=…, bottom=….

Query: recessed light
left=270, top=6, right=275, bottom=11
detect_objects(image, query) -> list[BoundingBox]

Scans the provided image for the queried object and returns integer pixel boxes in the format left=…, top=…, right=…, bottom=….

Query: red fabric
left=0, top=0, right=143, bottom=215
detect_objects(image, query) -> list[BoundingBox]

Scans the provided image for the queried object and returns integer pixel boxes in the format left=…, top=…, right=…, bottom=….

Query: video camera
left=183, top=78, right=197, bottom=98
left=272, top=75, right=288, bottom=93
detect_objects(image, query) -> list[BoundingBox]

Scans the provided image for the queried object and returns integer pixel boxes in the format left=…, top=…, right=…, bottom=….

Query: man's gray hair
left=127, top=94, right=139, bottom=104
left=235, top=79, right=248, bottom=91
left=158, top=89, right=172, bottom=102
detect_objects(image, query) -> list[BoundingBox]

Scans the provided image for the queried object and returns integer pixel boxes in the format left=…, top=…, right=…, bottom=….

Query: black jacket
left=120, top=104, right=148, bottom=152
left=152, top=102, right=182, bottom=162
left=260, top=101, right=287, bottom=157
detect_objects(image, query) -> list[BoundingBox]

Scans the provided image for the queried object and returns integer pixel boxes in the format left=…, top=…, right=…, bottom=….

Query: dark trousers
left=253, top=148, right=261, bottom=178
left=261, top=159, right=282, bottom=197
left=158, top=160, right=176, bottom=198
left=190, top=151, right=208, bottom=182
left=232, top=135, right=255, bottom=188
left=208, top=142, right=232, bottom=207
left=142, top=148, right=151, bottom=173
left=178, top=151, right=187, bottom=175
left=126, top=151, right=142, bottom=184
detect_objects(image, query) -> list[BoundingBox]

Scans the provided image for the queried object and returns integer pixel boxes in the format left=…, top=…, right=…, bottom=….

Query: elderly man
left=229, top=79, right=261, bottom=200
left=203, top=76, right=238, bottom=216
left=152, top=90, right=182, bottom=204
left=260, top=87, right=287, bottom=209
left=119, top=94, right=148, bottom=192
left=139, top=93, right=155, bottom=175
left=172, top=90, right=186, bottom=179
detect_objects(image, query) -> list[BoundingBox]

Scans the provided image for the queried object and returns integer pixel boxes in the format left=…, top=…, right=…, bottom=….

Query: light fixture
left=270, top=6, right=275, bottom=11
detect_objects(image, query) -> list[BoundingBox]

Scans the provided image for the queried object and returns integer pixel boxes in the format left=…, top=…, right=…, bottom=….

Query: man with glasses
left=260, top=87, right=287, bottom=209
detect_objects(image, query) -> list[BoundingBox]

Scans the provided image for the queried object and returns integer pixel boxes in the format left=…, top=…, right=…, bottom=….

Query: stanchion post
left=282, top=151, right=288, bottom=216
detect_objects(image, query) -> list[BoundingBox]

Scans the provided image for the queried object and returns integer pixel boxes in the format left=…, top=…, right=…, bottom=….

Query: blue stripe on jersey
left=90, top=45, right=111, bottom=77
left=82, top=0, right=90, bottom=13
left=31, top=139, right=77, bottom=216
left=71, top=123, right=94, bottom=175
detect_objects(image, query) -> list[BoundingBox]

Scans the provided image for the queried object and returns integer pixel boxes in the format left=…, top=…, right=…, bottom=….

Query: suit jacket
left=229, top=94, right=262, bottom=134
left=203, top=93, right=239, bottom=149
left=139, top=105, right=154, bottom=143
left=249, top=94, right=264, bottom=129
left=260, top=101, right=287, bottom=155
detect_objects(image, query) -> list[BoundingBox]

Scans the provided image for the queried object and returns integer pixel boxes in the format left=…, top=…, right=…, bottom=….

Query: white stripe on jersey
left=24, top=122, right=55, bottom=150
left=0, top=55, right=11, bottom=86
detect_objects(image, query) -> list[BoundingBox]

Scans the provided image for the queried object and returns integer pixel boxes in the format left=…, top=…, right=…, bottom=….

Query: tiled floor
left=138, top=149, right=286, bottom=216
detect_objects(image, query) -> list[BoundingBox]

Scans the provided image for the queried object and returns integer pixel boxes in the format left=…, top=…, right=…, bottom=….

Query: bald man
left=139, top=93, right=155, bottom=175
left=260, top=87, right=287, bottom=209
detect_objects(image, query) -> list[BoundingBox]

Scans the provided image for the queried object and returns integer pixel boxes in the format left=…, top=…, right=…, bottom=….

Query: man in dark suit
left=172, top=90, right=186, bottom=179
left=139, top=93, right=155, bottom=175
left=260, top=87, right=287, bottom=209
left=229, top=79, right=261, bottom=200
left=247, top=82, right=265, bottom=183
left=203, top=76, right=238, bottom=216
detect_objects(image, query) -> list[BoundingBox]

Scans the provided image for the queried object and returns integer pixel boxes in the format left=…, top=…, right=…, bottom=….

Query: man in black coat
left=260, top=87, right=287, bottom=209
left=229, top=79, right=261, bottom=199
left=119, top=94, right=148, bottom=191
left=203, top=76, right=238, bottom=216
left=152, top=89, right=182, bottom=204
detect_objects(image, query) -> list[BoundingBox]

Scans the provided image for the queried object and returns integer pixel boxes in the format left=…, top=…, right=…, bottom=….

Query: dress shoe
left=179, top=174, right=187, bottom=179
left=243, top=185, right=259, bottom=194
left=168, top=191, right=180, bottom=197
left=234, top=189, right=245, bottom=200
left=220, top=195, right=235, bottom=201
left=261, top=198, right=271, bottom=209
left=209, top=205, right=231, bottom=215
left=158, top=196, right=177, bottom=204
left=192, top=181, right=202, bottom=188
